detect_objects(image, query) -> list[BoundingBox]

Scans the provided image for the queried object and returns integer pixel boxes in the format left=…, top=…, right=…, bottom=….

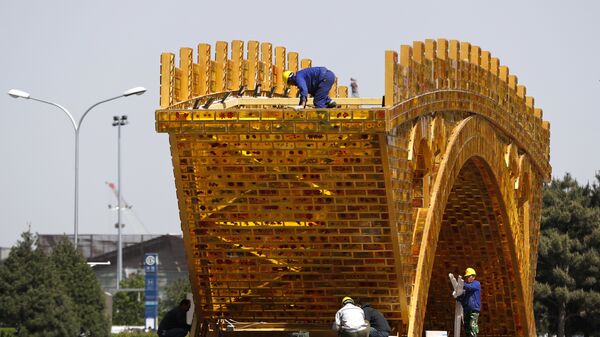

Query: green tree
left=158, top=278, right=191, bottom=321
left=535, top=174, right=600, bottom=337
left=113, top=274, right=145, bottom=325
left=50, top=238, right=110, bottom=336
left=0, top=231, right=78, bottom=337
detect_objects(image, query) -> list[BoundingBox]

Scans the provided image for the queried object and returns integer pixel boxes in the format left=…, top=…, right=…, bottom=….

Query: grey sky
left=1, top=0, right=599, bottom=247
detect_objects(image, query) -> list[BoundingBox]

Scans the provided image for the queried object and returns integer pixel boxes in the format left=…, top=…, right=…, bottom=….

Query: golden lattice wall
left=156, top=39, right=550, bottom=337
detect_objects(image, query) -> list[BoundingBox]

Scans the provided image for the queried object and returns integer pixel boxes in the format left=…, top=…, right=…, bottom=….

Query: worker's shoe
left=326, top=101, right=337, bottom=108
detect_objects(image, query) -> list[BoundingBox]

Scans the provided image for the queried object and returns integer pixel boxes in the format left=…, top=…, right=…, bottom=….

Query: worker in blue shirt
left=457, top=267, right=481, bottom=337
left=283, top=67, right=337, bottom=108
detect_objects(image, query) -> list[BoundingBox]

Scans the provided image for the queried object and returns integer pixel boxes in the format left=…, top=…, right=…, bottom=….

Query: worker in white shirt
left=332, top=297, right=370, bottom=337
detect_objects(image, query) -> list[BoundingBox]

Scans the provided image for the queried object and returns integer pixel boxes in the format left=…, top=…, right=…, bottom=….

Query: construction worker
left=332, top=297, right=370, bottom=337
left=283, top=67, right=337, bottom=109
left=457, top=268, right=481, bottom=337
left=350, top=78, right=359, bottom=97
left=361, top=303, right=391, bottom=337
left=157, top=299, right=192, bottom=337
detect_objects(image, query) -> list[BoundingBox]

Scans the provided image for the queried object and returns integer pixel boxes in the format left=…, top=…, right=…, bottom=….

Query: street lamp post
left=112, top=115, right=128, bottom=289
left=7, top=87, right=146, bottom=247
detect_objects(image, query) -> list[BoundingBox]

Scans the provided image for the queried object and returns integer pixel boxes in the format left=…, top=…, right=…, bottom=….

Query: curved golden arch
left=407, top=116, right=528, bottom=337
left=386, top=89, right=550, bottom=179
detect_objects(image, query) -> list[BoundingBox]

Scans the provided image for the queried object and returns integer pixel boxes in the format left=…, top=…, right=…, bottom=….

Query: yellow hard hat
left=341, top=296, right=354, bottom=305
left=283, top=70, right=294, bottom=84
left=464, top=267, right=476, bottom=277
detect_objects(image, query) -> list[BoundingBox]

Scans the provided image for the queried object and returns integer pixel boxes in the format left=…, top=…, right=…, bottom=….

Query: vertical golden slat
left=459, top=42, right=471, bottom=90
left=436, top=39, right=448, bottom=89
left=480, top=51, right=491, bottom=96
left=490, top=58, right=500, bottom=76
left=412, top=41, right=425, bottom=95
left=508, top=75, right=518, bottom=90
left=385, top=50, right=398, bottom=107
left=192, top=64, right=200, bottom=97
left=173, top=67, right=182, bottom=103
left=197, top=43, right=211, bottom=96
left=180, top=48, right=193, bottom=101
left=214, top=41, right=228, bottom=92
left=425, top=39, right=437, bottom=89
left=542, top=120, right=550, bottom=130
left=338, top=85, right=348, bottom=108
left=257, top=62, right=267, bottom=93
left=160, top=53, right=175, bottom=108
left=261, top=42, right=273, bottom=89
left=425, top=39, right=437, bottom=61
left=499, top=65, right=509, bottom=106
left=459, top=42, right=471, bottom=62
left=436, top=39, right=448, bottom=60
left=300, top=58, right=312, bottom=69
left=499, top=66, right=509, bottom=82
left=526, top=96, right=534, bottom=109
left=287, top=52, right=299, bottom=97
left=400, top=45, right=413, bottom=98
left=412, top=41, right=424, bottom=64
left=274, top=46, right=286, bottom=95
left=230, top=40, right=244, bottom=90
left=246, top=41, right=259, bottom=90
left=328, top=78, right=338, bottom=98
left=508, top=75, right=518, bottom=114
left=480, top=51, right=490, bottom=71
left=517, top=85, right=526, bottom=99
left=448, top=40, right=459, bottom=88
left=469, top=45, right=481, bottom=93
left=490, top=57, right=500, bottom=101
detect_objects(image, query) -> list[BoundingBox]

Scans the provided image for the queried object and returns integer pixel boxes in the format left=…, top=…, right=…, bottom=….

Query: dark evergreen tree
left=535, top=174, right=600, bottom=337
left=112, top=274, right=145, bottom=325
left=590, top=172, right=600, bottom=207
left=0, top=231, right=78, bottom=337
left=50, top=238, right=110, bottom=336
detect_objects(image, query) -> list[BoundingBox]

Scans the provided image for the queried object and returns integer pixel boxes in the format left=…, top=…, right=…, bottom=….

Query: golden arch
left=408, top=116, right=531, bottom=336
left=156, top=39, right=550, bottom=337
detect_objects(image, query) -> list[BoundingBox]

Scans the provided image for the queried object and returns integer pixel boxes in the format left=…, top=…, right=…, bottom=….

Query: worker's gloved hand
left=299, top=96, right=307, bottom=107
left=292, top=105, right=304, bottom=111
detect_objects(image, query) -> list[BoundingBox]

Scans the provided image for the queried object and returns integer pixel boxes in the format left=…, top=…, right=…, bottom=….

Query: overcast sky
left=1, top=0, right=599, bottom=247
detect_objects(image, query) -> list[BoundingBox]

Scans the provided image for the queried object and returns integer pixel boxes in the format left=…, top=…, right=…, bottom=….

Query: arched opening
left=422, top=158, right=519, bottom=336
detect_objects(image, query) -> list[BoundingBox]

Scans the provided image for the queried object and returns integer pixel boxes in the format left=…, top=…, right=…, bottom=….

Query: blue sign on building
left=144, top=253, right=159, bottom=329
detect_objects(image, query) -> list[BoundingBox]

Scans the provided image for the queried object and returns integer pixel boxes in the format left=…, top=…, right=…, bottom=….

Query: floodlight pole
left=112, top=115, right=128, bottom=289
left=7, top=87, right=146, bottom=247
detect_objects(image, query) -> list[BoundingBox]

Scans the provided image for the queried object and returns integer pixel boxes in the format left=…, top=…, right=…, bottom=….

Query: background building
left=38, top=234, right=188, bottom=290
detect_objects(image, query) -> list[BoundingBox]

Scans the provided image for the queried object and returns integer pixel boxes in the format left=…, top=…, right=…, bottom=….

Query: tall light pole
left=7, top=87, right=146, bottom=247
left=112, top=115, right=128, bottom=289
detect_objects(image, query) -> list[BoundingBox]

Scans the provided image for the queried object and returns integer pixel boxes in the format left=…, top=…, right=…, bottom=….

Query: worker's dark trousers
left=313, top=69, right=335, bottom=108
left=341, top=328, right=370, bottom=337
left=369, top=329, right=389, bottom=337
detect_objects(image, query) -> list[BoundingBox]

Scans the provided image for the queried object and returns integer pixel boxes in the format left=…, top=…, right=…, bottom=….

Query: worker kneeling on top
left=283, top=67, right=337, bottom=109
left=332, top=296, right=370, bottom=337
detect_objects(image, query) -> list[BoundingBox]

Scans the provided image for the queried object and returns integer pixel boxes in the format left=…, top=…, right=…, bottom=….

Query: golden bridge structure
left=155, top=39, right=551, bottom=337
